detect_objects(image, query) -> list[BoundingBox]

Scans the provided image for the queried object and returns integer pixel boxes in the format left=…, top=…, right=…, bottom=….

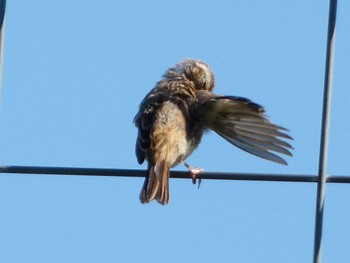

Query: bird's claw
left=180, top=161, right=204, bottom=188
left=189, top=167, right=204, bottom=189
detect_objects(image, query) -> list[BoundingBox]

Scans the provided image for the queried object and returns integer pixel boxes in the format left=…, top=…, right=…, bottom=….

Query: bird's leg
left=181, top=160, right=204, bottom=188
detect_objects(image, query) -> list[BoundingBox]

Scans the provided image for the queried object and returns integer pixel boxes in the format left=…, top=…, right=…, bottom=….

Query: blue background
left=0, top=1, right=349, bottom=262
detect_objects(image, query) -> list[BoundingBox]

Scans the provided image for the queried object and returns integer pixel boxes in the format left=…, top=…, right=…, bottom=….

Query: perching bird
left=134, top=58, right=292, bottom=205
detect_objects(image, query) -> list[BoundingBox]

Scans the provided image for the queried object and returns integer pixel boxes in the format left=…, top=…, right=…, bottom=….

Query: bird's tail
left=140, top=161, right=170, bottom=205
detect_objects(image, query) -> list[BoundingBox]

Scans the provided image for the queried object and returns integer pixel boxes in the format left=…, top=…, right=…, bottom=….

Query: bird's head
left=165, top=58, right=215, bottom=92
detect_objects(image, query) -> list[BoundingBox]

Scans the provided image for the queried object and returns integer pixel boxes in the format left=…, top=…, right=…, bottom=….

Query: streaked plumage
left=134, top=58, right=293, bottom=205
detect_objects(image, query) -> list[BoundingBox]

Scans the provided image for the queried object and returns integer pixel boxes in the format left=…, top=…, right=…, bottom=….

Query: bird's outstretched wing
left=195, top=90, right=293, bottom=165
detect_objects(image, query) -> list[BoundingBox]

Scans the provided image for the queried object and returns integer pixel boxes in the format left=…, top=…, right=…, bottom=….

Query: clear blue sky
left=0, top=1, right=349, bottom=262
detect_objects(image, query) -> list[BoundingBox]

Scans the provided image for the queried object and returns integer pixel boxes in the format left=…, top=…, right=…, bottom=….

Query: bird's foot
left=181, top=161, right=203, bottom=188
left=189, top=167, right=203, bottom=188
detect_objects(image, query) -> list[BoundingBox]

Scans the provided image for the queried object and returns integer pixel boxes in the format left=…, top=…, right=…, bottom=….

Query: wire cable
left=0, top=0, right=6, bottom=95
left=313, top=0, right=338, bottom=262
left=1, top=165, right=349, bottom=183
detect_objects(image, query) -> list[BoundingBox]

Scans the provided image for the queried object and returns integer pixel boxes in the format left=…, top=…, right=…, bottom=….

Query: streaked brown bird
left=134, top=58, right=293, bottom=205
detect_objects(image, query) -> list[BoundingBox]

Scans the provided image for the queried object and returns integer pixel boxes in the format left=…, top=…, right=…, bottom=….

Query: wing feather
left=195, top=90, right=293, bottom=165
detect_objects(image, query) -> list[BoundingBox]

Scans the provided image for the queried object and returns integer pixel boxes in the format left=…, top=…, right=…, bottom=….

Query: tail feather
left=139, top=161, right=170, bottom=205
left=140, top=165, right=159, bottom=203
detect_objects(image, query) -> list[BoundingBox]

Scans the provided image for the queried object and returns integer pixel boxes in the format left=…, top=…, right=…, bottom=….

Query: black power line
left=0, top=0, right=6, bottom=92
left=1, top=165, right=349, bottom=183
left=313, top=0, right=338, bottom=262
left=0, top=0, right=5, bottom=29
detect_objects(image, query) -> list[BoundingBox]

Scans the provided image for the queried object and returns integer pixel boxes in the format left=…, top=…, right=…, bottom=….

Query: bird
left=134, top=58, right=293, bottom=205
